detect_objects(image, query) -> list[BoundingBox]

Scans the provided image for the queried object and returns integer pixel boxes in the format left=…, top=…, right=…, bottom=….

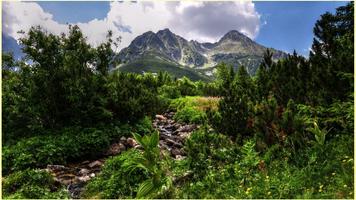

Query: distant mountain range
left=117, top=29, right=288, bottom=80
left=2, top=29, right=288, bottom=81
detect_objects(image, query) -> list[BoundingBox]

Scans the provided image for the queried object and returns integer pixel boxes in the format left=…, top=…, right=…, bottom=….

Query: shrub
left=2, top=126, right=118, bottom=175
left=83, top=150, right=149, bottom=199
left=2, top=169, right=68, bottom=199
left=158, top=85, right=181, bottom=99
left=170, top=96, right=219, bottom=124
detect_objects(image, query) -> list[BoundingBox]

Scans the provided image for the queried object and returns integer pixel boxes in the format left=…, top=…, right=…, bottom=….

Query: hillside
left=117, top=29, right=288, bottom=77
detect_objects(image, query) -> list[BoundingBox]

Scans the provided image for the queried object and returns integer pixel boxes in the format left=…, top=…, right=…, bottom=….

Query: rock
left=78, top=168, right=90, bottom=175
left=166, top=138, right=183, bottom=147
left=175, top=155, right=186, bottom=160
left=78, top=175, right=91, bottom=182
left=171, top=148, right=183, bottom=157
left=120, top=136, right=127, bottom=142
left=178, top=132, right=191, bottom=140
left=81, top=160, right=90, bottom=164
left=155, top=114, right=167, bottom=121
left=134, top=144, right=144, bottom=150
left=47, top=165, right=66, bottom=172
left=88, top=160, right=103, bottom=168
left=176, top=124, right=196, bottom=133
left=106, top=142, right=126, bottom=155
left=173, top=123, right=181, bottom=130
left=127, top=138, right=138, bottom=147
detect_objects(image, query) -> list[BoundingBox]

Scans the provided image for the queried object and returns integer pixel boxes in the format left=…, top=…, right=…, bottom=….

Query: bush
left=83, top=150, right=149, bottom=199
left=170, top=96, right=219, bottom=124
left=184, top=127, right=237, bottom=178
left=2, top=126, right=119, bottom=175
left=158, top=85, right=181, bottom=99
left=2, top=169, right=68, bottom=199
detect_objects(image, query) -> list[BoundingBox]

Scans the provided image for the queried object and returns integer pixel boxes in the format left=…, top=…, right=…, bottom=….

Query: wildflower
left=319, top=185, right=324, bottom=189
left=342, top=159, right=347, bottom=162
left=343, top=184, right=347, bottom=188
left=266, top=175, right=269, bottom=179
left=267, top=191, right=271, bottom=195
left=332, top=172, right=336, bottom=176
left=349, top=192, right=353, bottom=195
left=319, top=189, right=322, bottom=192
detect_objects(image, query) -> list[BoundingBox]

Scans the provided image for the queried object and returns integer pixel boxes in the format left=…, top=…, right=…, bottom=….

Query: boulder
left=106, top=142, right=126, bottom=155
left=155, top=114, right=167, bottom=121
left=176, top=124, right=196, bottom=133
left=126, top=137, right=138, bottom=147
left=78, top=168, right=90, bottom=175
left=88, top=160, right=103, bottom=168
left=78, top=175, right=91, bottom=182
left=171, top=148, right=183, bottom=157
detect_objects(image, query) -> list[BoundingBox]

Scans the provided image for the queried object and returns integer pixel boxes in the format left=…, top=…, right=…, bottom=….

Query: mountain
left=117, top=29, right=288, bottom=79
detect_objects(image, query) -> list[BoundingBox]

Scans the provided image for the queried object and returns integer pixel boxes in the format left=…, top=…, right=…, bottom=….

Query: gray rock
left=78, top=168, right=90, bottom=175
left=127, top=137, right=138, bottom=147
left=78, top=175, right=91, bottom=182
left=88, top=160, right=103, bottom=168
left=155, top=114, right=167, bottom=121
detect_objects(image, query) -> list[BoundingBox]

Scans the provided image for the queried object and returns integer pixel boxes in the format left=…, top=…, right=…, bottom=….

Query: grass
left=169, top=96, right=219, bottom=124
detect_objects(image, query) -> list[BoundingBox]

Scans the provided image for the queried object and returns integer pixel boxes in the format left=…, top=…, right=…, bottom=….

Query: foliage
left=130, top=131, right=172, bottom=198
left=170, top=96, right=219, bottom=124
left=83, top=150, right=148, bottom=199
left=2, top=169, right=68, bottom=199
left=2, top=124, right=142, bottom=175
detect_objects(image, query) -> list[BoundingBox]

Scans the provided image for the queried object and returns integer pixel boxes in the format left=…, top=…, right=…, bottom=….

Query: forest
left=2, top=2, right=354, bottom=199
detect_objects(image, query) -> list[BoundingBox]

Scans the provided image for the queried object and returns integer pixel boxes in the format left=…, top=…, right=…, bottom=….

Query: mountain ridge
left=117, top=29, right=288, bottom=78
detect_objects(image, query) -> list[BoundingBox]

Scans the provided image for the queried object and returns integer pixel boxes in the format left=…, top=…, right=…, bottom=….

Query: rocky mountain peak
left=219, top=30, right=251, bottom=42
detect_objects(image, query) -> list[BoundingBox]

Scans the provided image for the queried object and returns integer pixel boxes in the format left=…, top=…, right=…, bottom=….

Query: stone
left=134, top=144, right=144, bottom=150
left=178, top=132, right=191, bottom=140
left=175, top=155, right=186, bottom=160
left=120, top=136, right=127, bottom=142
left=88, top=160, right=103, bottom=168
left=171, top=148, right=183, bottom=157
left=78, top=175, right=91, bottom=182
left=78, top=168, right=90, bottom=175
left=127, top=138, right=138, bottom=147
left=166, top=138, right=183, bottom=147
left=47, top=165, right=66, bottom=172
left=155, top=114, right=167, bottom=121
left=106, top=142, right=126, bottom=155
left=176, top=124, right=196, bottom=133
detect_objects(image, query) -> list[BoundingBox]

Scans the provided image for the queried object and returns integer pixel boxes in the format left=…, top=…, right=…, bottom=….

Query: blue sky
left=254, top=1, right=348, bottom=56
left=4, top=1, right=350, bottom=57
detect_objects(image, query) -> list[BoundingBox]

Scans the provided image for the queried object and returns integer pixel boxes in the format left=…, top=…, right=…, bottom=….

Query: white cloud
left=3, top=1, right=261, bottom=51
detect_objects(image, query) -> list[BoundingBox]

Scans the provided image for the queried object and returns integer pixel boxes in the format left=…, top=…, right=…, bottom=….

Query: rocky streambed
left=45, top=111, right=198, bottom=198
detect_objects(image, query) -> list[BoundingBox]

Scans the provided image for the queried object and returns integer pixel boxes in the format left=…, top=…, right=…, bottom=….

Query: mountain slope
left=117, top=29, right=288, bottom=78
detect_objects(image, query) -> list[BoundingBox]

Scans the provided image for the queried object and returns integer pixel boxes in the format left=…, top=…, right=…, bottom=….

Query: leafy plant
left=127, top=131, right=172, bottom=198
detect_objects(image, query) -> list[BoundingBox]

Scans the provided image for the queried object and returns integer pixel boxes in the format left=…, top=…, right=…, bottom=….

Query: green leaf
left=136, top=179, right=155, bottom=198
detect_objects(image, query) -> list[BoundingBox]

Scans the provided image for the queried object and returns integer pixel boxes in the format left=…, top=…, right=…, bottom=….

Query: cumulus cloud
left=3, top=1, right=261, bottom=51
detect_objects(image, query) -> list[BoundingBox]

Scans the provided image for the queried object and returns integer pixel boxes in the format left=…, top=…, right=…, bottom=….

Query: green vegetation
left=2, top=169, right=69, bottom=199
left=2, top=3, right=354, bottom=199
left=170, top=96, right=219, bottom=124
